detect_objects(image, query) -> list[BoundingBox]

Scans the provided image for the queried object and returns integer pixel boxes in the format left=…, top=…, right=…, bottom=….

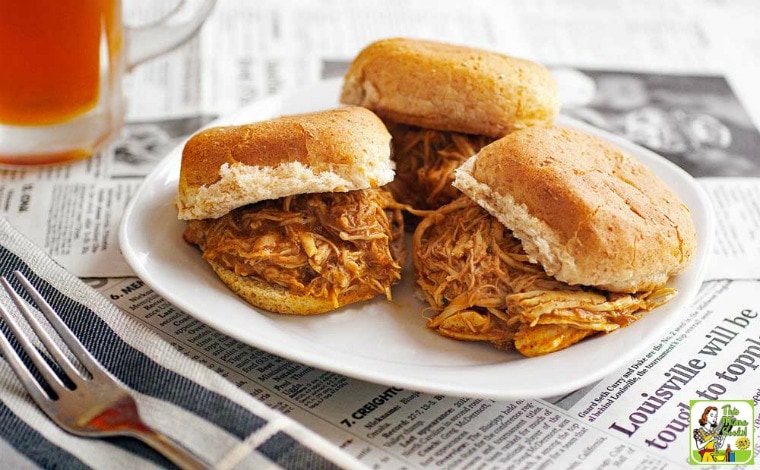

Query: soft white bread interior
left=454, top=125, right=697, bottom=293
left=177, top=106, right=394, bottom=220
left=340, top=38, right=560, bottom=137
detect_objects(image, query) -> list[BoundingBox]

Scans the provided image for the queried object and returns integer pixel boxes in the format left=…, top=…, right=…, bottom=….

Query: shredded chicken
left=413, top=197, right=676, bottom=357
left=184, top=188, right=406, bottom=307
left=386, top=122, right=493, bottom=212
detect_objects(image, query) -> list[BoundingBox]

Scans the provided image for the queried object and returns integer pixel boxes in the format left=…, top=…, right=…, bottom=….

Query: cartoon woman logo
left=693, top=406, right=726, bottom=462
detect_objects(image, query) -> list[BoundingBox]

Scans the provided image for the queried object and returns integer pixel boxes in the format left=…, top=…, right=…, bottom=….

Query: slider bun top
left=454, top=125, right=697, bottom=293
left=177, top=106, right=394, bottom=220
left=340, top=38, right=560, bottom=137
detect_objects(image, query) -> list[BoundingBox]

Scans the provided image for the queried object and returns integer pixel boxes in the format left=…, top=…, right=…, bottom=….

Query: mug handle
left=125, top=0, right=217, bottom=71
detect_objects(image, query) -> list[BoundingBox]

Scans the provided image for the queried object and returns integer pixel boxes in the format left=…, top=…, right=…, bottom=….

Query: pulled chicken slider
left=413, top=125, right=697, bottom=356
left=340, top=38, right=560, bottom=213
left=178, top=106, right=407, bottom=315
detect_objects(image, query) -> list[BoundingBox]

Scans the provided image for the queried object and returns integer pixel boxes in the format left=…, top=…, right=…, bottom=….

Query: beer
left=0, top=0, right=120, bottom=126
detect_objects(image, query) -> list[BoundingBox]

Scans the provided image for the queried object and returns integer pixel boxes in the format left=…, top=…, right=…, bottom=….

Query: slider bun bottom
left=208, top=261, right=380, bottom=315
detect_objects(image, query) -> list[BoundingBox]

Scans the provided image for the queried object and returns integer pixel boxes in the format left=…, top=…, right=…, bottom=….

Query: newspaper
left=2, top=0, right=759, bottom=468
left=98, top=277, right=759, bottom=468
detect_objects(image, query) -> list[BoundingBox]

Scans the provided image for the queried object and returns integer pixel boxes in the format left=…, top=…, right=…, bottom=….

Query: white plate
left=119, top=79, right=714, bottom=400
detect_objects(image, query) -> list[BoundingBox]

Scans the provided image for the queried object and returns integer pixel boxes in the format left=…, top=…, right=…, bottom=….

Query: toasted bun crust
left=177, top=106, right=394, bottom=220
left=454, top=126, right=697, bottom=293
left=340, top=38, right=560, bottom=137
left=208, top=261, right=382, bottom=315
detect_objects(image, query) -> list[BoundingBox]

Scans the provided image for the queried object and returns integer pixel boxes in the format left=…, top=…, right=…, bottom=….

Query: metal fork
left=0, top=271, right=209, bottom=469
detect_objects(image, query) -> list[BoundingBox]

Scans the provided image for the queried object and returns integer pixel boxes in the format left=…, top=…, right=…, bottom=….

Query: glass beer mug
left=0, top=0, right=216, bottom=166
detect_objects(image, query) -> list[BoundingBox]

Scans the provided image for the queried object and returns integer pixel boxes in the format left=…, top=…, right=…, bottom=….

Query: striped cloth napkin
left=0, top=217, right=364, bottom=469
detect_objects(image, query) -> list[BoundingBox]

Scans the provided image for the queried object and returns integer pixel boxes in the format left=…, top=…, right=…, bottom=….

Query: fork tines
left=0, top=270, right=96, bottom=403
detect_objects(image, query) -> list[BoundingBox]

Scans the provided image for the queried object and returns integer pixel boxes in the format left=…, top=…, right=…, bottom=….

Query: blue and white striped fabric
left=0, top=217, right=364, bottom=469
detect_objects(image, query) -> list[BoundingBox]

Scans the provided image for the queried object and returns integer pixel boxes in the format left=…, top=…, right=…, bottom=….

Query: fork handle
left=130, top=426, right=210, bottom=470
